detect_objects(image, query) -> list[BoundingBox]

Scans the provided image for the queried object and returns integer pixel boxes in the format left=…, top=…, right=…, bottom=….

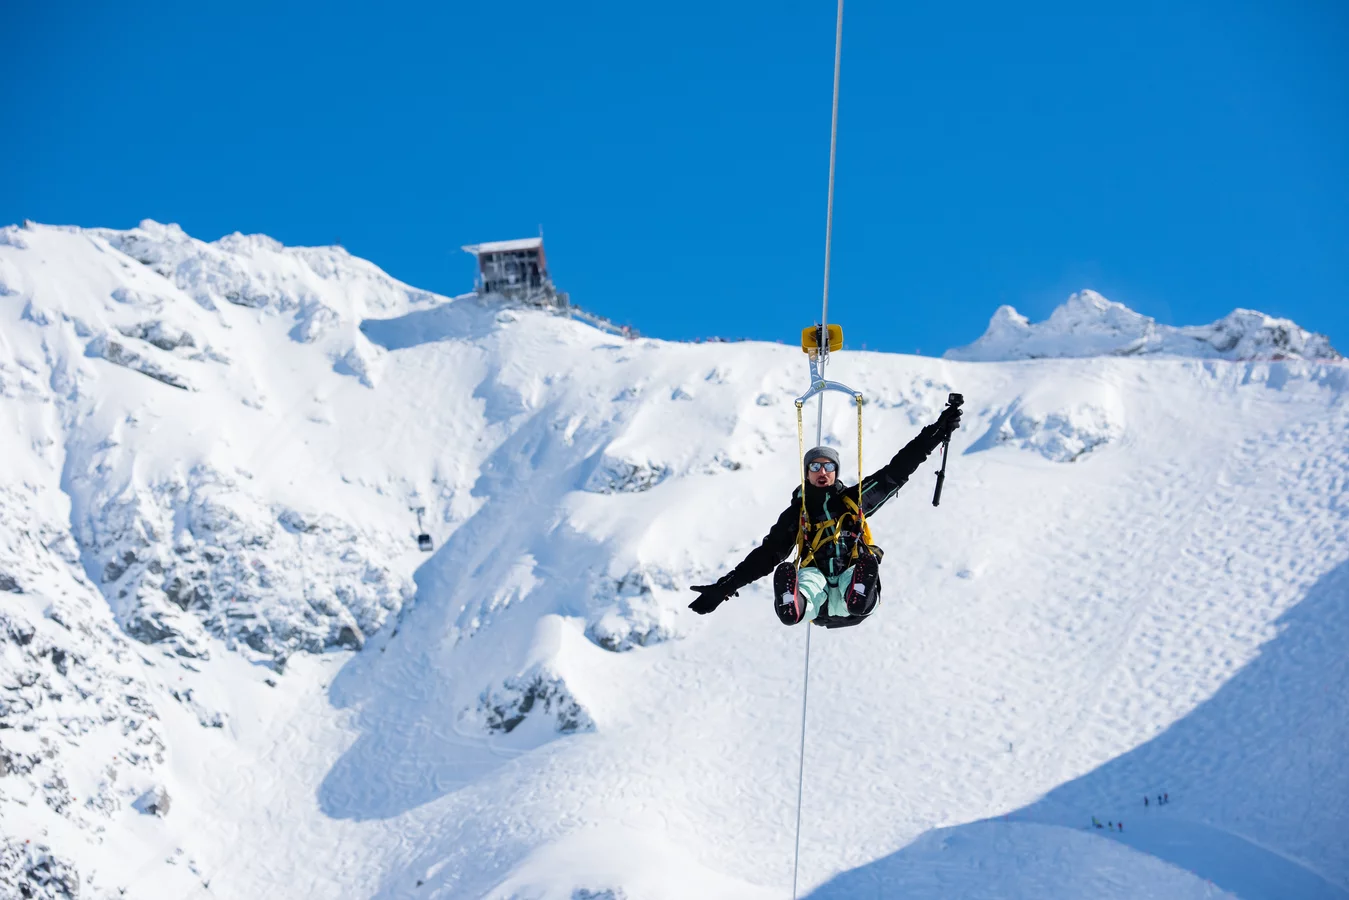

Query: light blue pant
left=796, top=565, right=855, bottom=622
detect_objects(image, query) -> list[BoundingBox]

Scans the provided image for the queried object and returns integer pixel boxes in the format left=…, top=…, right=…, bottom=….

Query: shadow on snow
left=359, top=297, right=499, bottom=351
left=315, top=391, right=623, bottom=821
left=808, top=558, right=1349, bottom=900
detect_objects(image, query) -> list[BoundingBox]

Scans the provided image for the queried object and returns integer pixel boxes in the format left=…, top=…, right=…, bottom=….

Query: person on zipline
left=688, top=404, right=963, bottom=627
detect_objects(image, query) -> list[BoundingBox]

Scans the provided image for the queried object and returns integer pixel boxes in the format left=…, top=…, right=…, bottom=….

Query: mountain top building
left=462, top=237, right=567, bottom=309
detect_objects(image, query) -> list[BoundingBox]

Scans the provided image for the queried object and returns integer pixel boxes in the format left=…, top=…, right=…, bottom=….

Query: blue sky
left=5, top=0, right=1346, bottom=355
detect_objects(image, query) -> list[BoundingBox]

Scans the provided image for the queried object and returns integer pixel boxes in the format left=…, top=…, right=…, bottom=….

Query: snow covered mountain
left=946, top=289, right=1342, bottom=363
left=1, top=220, right=1346, bottom=900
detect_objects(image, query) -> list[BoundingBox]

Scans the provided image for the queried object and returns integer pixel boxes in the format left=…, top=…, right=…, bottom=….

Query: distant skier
left=1144, top=796, right=1149, bottom=808
left=1119, top=821, right=1124, bottom=832
left=688, top=404, right=963, bottom=627
left=1092, top=816, right=1102, bottom=829
left=1164, top=792, right=1169, bottom=804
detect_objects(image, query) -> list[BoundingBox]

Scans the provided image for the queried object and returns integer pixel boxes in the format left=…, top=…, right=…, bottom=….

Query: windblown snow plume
left=946, top=289, right=1341, bottom=362
left=2, top=220, right=1346, bottom=899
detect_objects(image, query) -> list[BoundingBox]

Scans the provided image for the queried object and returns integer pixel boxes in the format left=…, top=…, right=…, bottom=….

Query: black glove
left=688, top=573, right=741, bottom=615
left=935, top=404, right=963, bottom=438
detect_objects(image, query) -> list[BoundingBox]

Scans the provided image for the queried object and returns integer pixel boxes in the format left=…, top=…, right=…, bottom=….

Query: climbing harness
left=790, top=393, right=875, bottom=570
left=795, top=493, right=873, bottom=570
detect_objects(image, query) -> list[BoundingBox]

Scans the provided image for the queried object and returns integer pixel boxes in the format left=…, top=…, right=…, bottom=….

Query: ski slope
left=1, top=220, right=1345, bottom=899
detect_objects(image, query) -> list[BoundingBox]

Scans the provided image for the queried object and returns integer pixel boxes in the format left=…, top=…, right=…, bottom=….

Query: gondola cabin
left=412, top=506, right=433, bottom=552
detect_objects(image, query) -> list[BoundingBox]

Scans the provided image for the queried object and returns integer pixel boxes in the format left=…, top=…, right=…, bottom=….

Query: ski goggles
left=807, top=461, right=837, bottom=473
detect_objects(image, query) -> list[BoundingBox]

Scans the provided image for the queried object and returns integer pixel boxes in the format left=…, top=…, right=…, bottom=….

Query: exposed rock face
left=0, top=490, right=174, bottom=896
left=0, top=601, right=167, bottom=817
left=946, top=290, right=1341, bottom=362
left=475, top=668, right=594, bottom=736
left=73, top=465, right=413, bottom=669
left=1187, top=308, right=1340, bottom=360
left=0, top=220, right=443, bottom=670
left=132, top=785, right=171, bottom=817
left=85, top=334, right=193, bottom=391
left=586, top=569, right=679, bottom=652
left=116, top=319, right=196, bottom=351
left=0, top=841, right=82, bottom=900
left=584, top=456, right=670, bottom=494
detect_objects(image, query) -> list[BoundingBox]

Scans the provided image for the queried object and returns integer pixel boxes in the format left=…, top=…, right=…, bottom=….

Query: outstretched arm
left=857, top=406, right=962, bottom=515
left=688, top=501, right=798, bottom=615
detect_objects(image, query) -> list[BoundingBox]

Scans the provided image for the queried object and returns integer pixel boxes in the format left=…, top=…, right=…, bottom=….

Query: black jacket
left=726, top=420, right=948, bottom=585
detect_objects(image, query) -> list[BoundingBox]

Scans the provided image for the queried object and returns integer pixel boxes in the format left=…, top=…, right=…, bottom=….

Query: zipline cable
left=792, top=2, right=844, bottom=897
left=792, top=405, right=812, bottom=900
left=815, top=0, right=844, bottom=447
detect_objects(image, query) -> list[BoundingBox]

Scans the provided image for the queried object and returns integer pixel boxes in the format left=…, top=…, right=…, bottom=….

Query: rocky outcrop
left=584, top=457, right=670, bottom=494
left=132, top=785, right=171, bottom=817
left=85, top=334, right=193, bottom=391
left=74, top=465, right=413, bottom=670
left=0, top=841, right=82, bottom=900
left=475, top=668, right=594, bottom=736
left=586, top=568, right=678, bottom=652
left=0, top=600, right=166, bottom=819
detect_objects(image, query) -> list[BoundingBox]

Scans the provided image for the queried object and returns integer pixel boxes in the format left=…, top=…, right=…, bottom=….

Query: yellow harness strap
left=793, top=394, right=872, bottom=570
left=798, top=495, right=874, bottom=569
left=796, top=401, right=808, bottom=568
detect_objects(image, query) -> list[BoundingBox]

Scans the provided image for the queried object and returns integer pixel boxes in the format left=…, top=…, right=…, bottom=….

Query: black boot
left=843, top=552, right=880, bottom=617
left=773, top=562, right=805, bottom=625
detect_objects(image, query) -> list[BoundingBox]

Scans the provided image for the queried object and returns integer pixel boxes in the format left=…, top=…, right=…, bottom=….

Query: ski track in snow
left=1, top=221, right=1346, bottom=899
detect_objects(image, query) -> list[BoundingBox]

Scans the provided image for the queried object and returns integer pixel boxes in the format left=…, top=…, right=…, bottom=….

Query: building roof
left=462, top=237, right=543, bottom=255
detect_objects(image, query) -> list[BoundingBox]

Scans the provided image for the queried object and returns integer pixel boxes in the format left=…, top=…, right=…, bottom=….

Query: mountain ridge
left=946, top=289, right=1341, bottom=362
